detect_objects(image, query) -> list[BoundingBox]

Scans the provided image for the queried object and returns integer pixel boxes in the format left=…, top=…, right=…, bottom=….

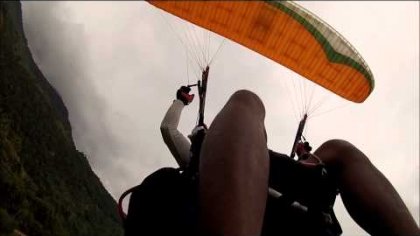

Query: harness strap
left=118, top=186, right=138, bottom=221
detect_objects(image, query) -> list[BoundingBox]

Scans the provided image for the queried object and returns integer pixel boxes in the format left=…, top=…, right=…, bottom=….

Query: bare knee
left=315, top=139, right=371, bottom=169
left=227, top=90, right=265, bottom=119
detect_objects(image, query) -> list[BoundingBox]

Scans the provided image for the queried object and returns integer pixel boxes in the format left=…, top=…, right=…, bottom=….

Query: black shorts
left=269, top=150, right=338, bottom=208
left=124, top=154, right=340, bottom=236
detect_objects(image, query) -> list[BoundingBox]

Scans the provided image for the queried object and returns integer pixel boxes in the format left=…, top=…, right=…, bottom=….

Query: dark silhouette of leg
left=199, top=90, right=269, bottom=236
left=314, top=139, right=419, bottom=236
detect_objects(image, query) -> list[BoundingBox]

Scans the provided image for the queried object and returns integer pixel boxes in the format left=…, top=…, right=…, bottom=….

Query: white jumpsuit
left=160, top=99, right=191, bottom=169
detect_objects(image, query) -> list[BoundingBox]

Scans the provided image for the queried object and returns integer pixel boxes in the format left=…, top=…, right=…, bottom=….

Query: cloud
left=21, top=2, right=127, bottom=195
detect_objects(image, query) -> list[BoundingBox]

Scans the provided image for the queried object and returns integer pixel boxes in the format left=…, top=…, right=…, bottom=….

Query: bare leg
left=314, top=139, right=419, bottom=236
left=199, top=90, right=269, bottom=236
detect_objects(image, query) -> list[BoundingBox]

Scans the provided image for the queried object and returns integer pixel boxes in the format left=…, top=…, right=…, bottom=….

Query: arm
left=160, top=99, right=191, bottom=169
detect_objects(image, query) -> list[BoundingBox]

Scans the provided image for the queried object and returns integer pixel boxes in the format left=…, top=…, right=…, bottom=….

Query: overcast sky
left=21, top=2, right=418, bottom=235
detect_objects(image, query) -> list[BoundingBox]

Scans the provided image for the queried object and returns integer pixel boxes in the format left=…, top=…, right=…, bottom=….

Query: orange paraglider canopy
left=148, top=1, right=374, bottom=103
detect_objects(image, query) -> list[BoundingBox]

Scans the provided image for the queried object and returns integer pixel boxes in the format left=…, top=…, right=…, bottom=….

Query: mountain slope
left=0, top=2, right=123, bottom=235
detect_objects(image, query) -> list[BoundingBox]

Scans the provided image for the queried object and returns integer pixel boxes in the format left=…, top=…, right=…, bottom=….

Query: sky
left=21, top=1, right=419, bottom=235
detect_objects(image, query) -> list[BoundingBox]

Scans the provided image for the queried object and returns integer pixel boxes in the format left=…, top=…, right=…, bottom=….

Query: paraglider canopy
left=148, top=1, right=374, bottom=103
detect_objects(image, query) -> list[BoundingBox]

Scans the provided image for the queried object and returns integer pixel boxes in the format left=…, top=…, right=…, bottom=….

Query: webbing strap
left=117, top=186, right=137, bottom=221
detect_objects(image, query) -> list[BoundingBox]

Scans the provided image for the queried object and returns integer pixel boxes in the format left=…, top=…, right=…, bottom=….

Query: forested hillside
left=0, top=2, right=123, bottom=235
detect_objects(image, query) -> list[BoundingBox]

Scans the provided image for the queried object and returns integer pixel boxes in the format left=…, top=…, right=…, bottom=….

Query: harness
left=266, top=150, right=342, bottom=236
left=271, top=112, right=341, bottom=235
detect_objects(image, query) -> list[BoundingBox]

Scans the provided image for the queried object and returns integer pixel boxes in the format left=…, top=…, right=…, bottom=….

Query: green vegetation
left=0, top=2, right=123, bottom=235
